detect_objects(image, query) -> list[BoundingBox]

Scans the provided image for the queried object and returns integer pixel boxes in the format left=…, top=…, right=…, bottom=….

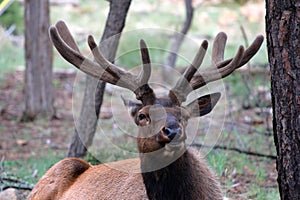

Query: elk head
left=49, top=21, right=263, bottom=169
left=122, top=92, right=221, bottom=153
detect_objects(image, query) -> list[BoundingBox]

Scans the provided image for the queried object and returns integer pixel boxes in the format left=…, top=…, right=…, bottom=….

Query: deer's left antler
left=169, top=32, right=264, bottom=104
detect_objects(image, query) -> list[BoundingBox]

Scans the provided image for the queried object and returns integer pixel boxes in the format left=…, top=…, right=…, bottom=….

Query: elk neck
left=140, top=150, right=197, bottom=200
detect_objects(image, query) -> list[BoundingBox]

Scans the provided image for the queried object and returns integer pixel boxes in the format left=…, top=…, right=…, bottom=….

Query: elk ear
left=121, top=96, right=143, bottom=119
left=185, top=93, right=221, bottom=117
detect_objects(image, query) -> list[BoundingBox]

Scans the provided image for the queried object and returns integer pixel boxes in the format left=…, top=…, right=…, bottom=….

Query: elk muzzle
left=157, top=125, right=185, bottom=144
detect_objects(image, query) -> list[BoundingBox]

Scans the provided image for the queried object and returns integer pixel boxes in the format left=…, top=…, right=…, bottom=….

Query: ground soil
left=0, top=70, right=75, bottom=160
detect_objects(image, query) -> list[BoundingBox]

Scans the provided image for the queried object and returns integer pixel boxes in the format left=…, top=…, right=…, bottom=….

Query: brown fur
left=28, top=149, right=222, bottom=200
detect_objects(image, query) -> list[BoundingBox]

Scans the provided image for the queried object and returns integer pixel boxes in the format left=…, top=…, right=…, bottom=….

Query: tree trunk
left=67, top=0, right=132, bottom=157
left=22, top=0, right=54, bottom=121
left=162, top=0, right=194, bottom=84
left=266, top=1, right=300, bottom=199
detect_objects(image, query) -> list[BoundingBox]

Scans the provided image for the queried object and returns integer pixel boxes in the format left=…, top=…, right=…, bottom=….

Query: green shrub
left=0, top=1, right=24, bottom=35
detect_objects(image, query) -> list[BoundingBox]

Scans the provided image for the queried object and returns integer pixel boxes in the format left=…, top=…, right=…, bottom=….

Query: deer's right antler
left=49, top=21, right=155, bottom=105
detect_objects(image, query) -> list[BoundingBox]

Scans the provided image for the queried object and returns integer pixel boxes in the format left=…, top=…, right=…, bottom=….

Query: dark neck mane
left=141, top=151, right=199, bottom=200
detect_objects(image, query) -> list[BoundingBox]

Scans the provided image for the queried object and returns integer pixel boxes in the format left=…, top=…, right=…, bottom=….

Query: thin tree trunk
left=67, top=0, right=132, bottom=157
left=22, top=0, right=54, bottom=121
left=266, top=0, right=300, bottom=199
left=162, top=0, right=194, bottom=84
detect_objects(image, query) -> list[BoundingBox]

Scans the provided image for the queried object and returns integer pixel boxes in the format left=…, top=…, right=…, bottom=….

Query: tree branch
left=192, top=143, right=276, bottom=160
left=166, top=0, right=194, bottom=68
left=0, top=176, right=34, bottom=191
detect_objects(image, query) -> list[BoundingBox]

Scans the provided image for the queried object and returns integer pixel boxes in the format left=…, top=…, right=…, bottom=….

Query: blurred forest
left=0, top=0, right=279, bottom=199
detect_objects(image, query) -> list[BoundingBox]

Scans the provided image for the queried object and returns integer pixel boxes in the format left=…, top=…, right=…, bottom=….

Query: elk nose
left=162, top=127, right=181, bottom=141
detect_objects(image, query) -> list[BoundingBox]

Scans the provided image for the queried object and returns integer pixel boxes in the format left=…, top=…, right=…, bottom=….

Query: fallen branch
left=0, top=176, right=34, bottom=191
left=192, top=143, right=276, bottom=160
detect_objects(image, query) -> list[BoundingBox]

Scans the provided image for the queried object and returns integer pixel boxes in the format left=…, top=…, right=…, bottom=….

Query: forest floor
left=0, top=70, right=73, bottom=160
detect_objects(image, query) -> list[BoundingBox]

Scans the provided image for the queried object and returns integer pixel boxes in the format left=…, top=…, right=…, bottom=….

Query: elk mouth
left=165, top=140, right=186, bottom=152
left=162, top=131, right=187, bottom=152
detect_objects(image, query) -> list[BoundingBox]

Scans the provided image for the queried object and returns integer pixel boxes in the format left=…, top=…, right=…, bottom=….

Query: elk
left=27, top=21, right=263, bottom=200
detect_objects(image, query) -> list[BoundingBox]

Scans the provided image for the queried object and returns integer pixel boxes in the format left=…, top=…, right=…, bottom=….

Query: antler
left=49, top=21, right=155, bottom=105
left=170, top=32, right=264, bottom=104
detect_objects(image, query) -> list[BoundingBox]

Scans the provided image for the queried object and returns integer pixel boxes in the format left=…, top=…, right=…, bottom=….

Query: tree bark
left=22, top=0, right=54, bottom=121
left=67, top=0, right=132, bottom=157
left=266, top=1, right=300, bottom=199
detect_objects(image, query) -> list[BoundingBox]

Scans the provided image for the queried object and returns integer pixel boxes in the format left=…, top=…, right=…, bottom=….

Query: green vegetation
left=207, top=151, right=279, bottom=199
left=0, top=1, right=24, bottom=35
left=0, top=31, right=24, bottom=80
left=1, top=150, right=64, bottom=185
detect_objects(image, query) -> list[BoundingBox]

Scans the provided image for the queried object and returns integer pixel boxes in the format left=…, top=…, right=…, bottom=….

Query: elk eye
left=138, top=113, right=147, bottom=121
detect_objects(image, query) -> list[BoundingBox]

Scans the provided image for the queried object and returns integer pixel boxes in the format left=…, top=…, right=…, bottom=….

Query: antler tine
left=55, top=20, right=81, bottom=53
left=189, top=34, right=264, bottom=91
left=50, top=26, right=92, bottom=71
left=49, top=26, right=118, bottom=84
left=169, top=40, right=208, bottom=104
left=88, top=35, right=151, bottom=88
left=137, top=39, right=151, bottom=85
left=134, top=39, right=155, bottom=104
left=190, top=45, right=245, bottom=89
left=87, top=35, right=124, bottom=81
left=212, top=32, right=227, bottom=64
left=87, top=36, right=155, bottom=104
left=215, top=35, right=264, bottom=69
left=185, top=40, right=208, bottom=81
left=237, top=35, right=264, bottom=66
